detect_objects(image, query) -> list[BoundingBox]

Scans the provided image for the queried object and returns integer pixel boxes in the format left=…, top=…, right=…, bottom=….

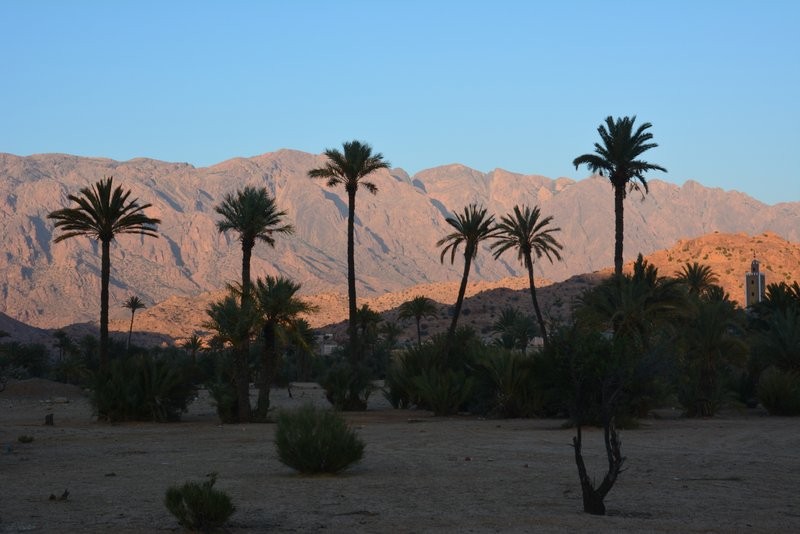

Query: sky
left=1, top=1, right=798, bottom=205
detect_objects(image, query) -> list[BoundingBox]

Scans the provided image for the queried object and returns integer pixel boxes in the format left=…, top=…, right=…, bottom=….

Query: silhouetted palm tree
left=122, top=295, right=146, bottom=351
left=398, top=296, right=439, bottom=346
left=308, top=140, right=389, bottom=355
left=48, top=177, right=160, bottom=372
left=490, top=307, right=536, bottom=351
left=215, top=186, right=293, bottom=422
left=675, top=262, right=719, bottom=297
left=252, top=275, right=316, bottom=418
left=180, top=334, right=204, bottom=364
left=491, top=205, right=562, bottom=345
left=437, top=204, right=498, bottom=344
left=573, top=116, right=666, bottom=277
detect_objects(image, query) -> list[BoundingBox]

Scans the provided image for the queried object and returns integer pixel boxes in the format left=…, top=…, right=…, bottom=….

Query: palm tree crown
left=675, top=262, right=719, bottom=297
left=308, top=140, right=389, bottom=357
left=437, top=203, right=498, bottom=342
left=573, top=116, right=666, bottom=276
left=48, top=176, right=160, bottom=372
left=398, top=296, right=439, bottom=346
left=491, top=204, right=562, bottom=345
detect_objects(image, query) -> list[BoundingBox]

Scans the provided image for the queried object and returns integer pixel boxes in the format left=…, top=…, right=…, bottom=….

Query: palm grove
left=22, top=119, right=799, bottom=516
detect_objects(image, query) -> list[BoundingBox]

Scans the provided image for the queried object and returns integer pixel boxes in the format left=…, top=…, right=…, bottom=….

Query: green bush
left=413, top=367, right=474, bottom=416
left=474, top=349, right=540, bottom=418
left=91, top=353, right=196, bottom=422
left=758, top=367, right=800, bottom=415
left=321, top=353, right=373, bottom=411
left=275, top=404, right=365, bottom=474
left=164, top=473, right=235, bottom=531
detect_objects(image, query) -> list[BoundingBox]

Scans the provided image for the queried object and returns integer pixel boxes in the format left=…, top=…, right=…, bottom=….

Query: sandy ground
left=1, top=379, right=800, bottom=533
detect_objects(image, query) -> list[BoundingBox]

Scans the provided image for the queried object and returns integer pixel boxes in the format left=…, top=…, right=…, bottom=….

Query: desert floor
left=1, top=379, right=800, bottom=533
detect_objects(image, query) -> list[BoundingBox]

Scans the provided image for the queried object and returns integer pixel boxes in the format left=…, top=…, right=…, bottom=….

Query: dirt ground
left=1, top=379, right=800, bottom=533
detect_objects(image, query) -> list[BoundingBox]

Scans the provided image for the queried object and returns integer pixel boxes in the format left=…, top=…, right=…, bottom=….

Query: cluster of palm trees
left=45, top=116, right=666, bottom=422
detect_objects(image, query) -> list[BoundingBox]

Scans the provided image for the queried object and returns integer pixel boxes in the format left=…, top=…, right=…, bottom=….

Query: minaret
left=745, top=254, right=765, bottom=307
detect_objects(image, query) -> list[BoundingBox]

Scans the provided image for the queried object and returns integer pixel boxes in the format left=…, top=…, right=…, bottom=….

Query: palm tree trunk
left=416, top=318, right=422, bottom=347
left=237, top=241, right=254, bottom=423
left=255, top=322, right=276, bottom=419
left=127, top=311, right=135, bottom=352
left=347, top=189, right=359, bottom=361
left=525, top=253, right=548, bottom=346
left=447, top=252, right=472, bottom=344
left=613, top=184, right=625, bottom=277
left=100, top=239, right=111, bottom=373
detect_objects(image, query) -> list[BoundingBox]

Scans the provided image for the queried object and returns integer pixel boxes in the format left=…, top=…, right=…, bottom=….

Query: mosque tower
left=745, top=254, right=766, bottom=307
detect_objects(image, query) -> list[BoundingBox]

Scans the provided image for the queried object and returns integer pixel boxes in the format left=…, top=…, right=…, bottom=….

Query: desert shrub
left=91, top=353, right=196, bottom=422
left=413, top=367, right=474, bottom=416
left=164, top=473, right=235, bottom=531
left=275, top=404, right=365, bottom=474
left=757, top=367, right=800, bottom=415
left=320, top=350, right=374, bottom=411
left=0, top=341, right=50, bottom=379
left=18, top=435, right=34, bottom=443
left=204, top=351, right=239, bottom=423
left=473, top=348, right=540, bottom=418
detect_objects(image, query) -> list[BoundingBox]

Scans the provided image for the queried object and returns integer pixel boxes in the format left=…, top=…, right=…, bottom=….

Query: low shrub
left=164, top=473, right=235, bottom=531
left=758, top=367, right=800, bottom=415
left=320, top=354, right=373, bottom=411
left=91, top=353, right=196, bottom=422
left=275, top=404, right=365, bottom=474
left=413, top=368, right=473, bottom=416
left=473, top=349, right=540, bottom=418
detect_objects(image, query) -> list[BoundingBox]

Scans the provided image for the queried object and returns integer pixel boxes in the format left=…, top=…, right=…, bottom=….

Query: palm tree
left=437, top=204, right=498, bottom=344
left=398, top=296, right=439, bottom=346
left=48, top=177, right=160, bottom=372
left=675, top=262, right=719, bottom=297
left=573, top=116, right=667, bottom=277
left=252, top=275, right=317, bottom=418
left=491, top=205, right=563, bottom=345
left=308, top=140, right=390, bottom=355
left=215, top=186, right=293, bottom=422
left=180, top=333, right=205, bottom=364
left=490, top=307, right=537, bottom=351
left=122, top=295, right=146, bottom=351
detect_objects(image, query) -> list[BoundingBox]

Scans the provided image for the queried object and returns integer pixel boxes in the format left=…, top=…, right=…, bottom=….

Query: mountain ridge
left=1, top=150, right=798, bottom=331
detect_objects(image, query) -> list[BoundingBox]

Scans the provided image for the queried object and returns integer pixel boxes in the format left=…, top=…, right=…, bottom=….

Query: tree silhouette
left=252, top=275, right=316, bottom=418
left=215, top=186, right=293, bottom=422
left=398, top=296, right=439, bottom=346
left=122, top=295, right=146, bottom=352
left=491, top=205, right=562, bottom=346
left=48, top=177, right=160, bottom=372
left=676, top=262, right=719, bottom=297
left=308, top=140, right=389, bottom=357
left=573, top=116, right=666, bottom=277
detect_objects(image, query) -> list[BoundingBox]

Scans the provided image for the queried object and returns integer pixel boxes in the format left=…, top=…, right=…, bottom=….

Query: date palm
left=573, top=116, right=666, bottom=277
left=676, top=262, right=719, bottom=297
left=398, top=296, right=439, bottom=346
left=122, top=295, right=146, bottom=352
left=252, top=275, right=317, bottom=418
left=48, top=177, right=160, bottom=372
left=215, top=186, right=293, bottom=421
left=437, top=204, right=498, bottom=344
left=491, top=205, right=562, bottom=346
left=308, top=140, right=389, bottom=355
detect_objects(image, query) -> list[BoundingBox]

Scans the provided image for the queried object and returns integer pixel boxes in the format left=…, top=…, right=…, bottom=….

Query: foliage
left=90, top=353, right=197, bottom=422
left=490, top=307, right=537, bottom=351
left=757, top=367, right=800, bottom=416
left=0, top=341, right=49, bottom=379
left=473, top=348, right=540, bottom=418
left=274, top=404, right=365, bottom=474
left=320, top=351, right=374, bottom=411
left=164, top=473, right=235, bottom=531
left=398, top=295, right=439, bottom=346
left=412, top=367, right=474, bottom=416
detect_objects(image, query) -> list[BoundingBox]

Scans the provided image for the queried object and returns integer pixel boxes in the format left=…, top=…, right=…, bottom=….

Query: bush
left=164, top=473, right=235, bottom=531
left=320, top=353, right=373, bottom=411
left=91, top=353, right=197, bottom=422
left=413, top=367, right=473, bottom=416
left=275, top=404, right=365, bottom=474
left=758, top=367, right=800, bottom=415
left=473, top=349, right=540, bottom=418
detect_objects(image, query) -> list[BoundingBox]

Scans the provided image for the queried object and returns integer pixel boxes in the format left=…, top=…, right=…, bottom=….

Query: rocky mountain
left=1, top=150, right=798, bottom=332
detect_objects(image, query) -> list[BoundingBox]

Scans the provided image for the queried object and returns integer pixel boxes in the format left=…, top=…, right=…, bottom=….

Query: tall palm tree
left=122, top=295, right=146, bottom=351
left=675, top=262, right=719, bottom=297
left=252, top=275, right=317, bottom=418
left=398, top=296, right=439, bottom=346
left=308, top=140, right=389, bottom=355
left=573, top=116, right=666, bottom=277
left=491, top=204, right=563, bottom=346
left=48, top=177, right=160, bottom=372
left=437, top=204, right=498, bottom=344
left=215, top=186, right=293, bottom=422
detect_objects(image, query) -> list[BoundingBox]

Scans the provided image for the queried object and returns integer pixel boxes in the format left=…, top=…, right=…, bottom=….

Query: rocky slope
left=1, top=151, right=798, bottom=333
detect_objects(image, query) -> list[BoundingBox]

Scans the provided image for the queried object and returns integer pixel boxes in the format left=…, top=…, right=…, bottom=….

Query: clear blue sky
left=2, top=1, right=798, bottom=205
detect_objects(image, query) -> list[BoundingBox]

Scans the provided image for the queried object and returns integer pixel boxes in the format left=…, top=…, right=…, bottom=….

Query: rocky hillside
left=1, top=150, right=798, bottom=331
